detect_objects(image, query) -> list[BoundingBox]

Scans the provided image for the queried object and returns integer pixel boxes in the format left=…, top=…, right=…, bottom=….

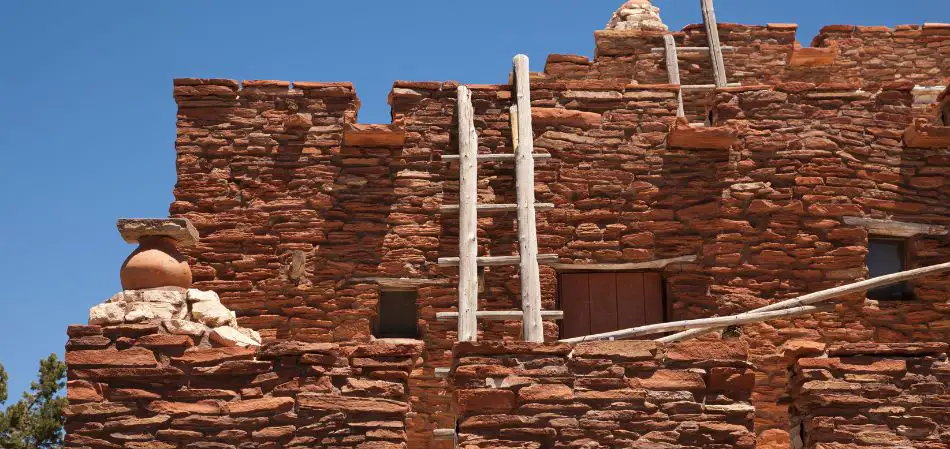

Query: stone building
left=64, top=2, right=950, bottom=449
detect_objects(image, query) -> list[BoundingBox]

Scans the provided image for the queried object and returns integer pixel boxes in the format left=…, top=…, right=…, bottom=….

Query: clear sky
left=0, top=1, right=944, bottom=399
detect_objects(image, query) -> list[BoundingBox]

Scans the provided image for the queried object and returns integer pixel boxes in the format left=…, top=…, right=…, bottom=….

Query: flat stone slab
left=117, top=218, right=199, bottom=247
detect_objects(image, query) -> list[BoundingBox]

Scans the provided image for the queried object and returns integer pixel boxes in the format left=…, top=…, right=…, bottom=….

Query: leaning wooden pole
left=659, top=260, right=950, bottom=343
left=512, top=54, right=544, bottom=343
left=456, top=85, right=479, bottom=342
left=700, top=0, right=728, bottom=88
left=663, top=35, right=685, bottom=118
left=560, top=304, right=830, bottom=343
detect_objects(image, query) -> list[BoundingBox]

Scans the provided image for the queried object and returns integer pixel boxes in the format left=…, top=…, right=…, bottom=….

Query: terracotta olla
left=120, top=236, right=192, bottom=290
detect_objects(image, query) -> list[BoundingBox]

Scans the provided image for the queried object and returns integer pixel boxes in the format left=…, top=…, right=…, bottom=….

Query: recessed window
left=558, top=272, right=665, bottom=339
left=867, top=239, right=914, bottom=301
left=373, top=290, right=420, bottom=339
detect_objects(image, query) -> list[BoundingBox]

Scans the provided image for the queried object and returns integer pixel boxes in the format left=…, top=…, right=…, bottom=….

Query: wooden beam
left=436, top=310, right=564, bottom=321
left=700, top=0, right=729, bottom=88
left=552, top=255, right=697, bottom=272
left=433, top=429, right=457, bottom=441
left=513, top=54, right=544, bottom=343
left=663, top=35, right=685, bottom=118
left=650, top=46, right=737, bottom=53
left=438, top=254, right=559, bottom=267
left=658, top=260, right=950, bottom=343
left=434, top=367, right=451, bottom=378
left=456, top=85, right=479, bottom=343
left=560, top=304, right=831, bottom=343
left=843, top=216, right=949, bottom=237
left=681, top=83, right=741, bottom=91
left=441, top=153, right=552, bottom=162
left=440, top=203, right=555, bottom=213
left=349, top=277, right=451, bottom=289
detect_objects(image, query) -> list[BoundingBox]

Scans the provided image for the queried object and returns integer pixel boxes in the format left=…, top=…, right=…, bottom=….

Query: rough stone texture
left=117, top=218, right=200, bottom=247
left=451, top=340, right=754, bottom=449
left=64, top=324, right=423, bottom=449
left=606, top=0, right=668, bottom=32
left=789, top=342, right=950, bottom=449
left=94, top=11, right=950, bottom=449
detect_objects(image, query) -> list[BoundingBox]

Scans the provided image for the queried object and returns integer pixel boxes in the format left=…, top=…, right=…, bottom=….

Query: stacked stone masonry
left=789, top=342, right=950, bottom=449
left=63, top=12, right=950, bottom=449
left=65, top=319, right=423, bottom=448
left=450, top=340, right=755, bottom=449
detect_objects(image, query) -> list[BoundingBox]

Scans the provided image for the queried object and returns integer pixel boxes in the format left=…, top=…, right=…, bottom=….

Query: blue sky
left=0, top=1, right=943, bottom=399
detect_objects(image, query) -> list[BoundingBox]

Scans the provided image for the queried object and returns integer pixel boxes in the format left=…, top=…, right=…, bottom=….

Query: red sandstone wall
left=450, top=340, right=755, bottom=449
left=789, top=342, right=950, bottom=449
left=169, top=20, right=950, bottom=448
left=64, top=323, right=422, bottom=448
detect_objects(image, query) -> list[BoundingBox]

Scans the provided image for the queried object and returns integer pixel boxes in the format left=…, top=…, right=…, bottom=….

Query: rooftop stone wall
left=166, top=20, right=950, bottom=448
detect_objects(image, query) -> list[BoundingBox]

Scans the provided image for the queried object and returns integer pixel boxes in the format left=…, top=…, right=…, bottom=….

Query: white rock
left=162, top=319, right=210, bottom=337
left=237, top=327, right=262, bottom=345
left=124, top=303, right=156, bottom=323
left=187, top=289, right=220, bottom=303
left=89, top=303, right=125, bottom=325
left=191, top=301, right=232, bottom=327
left=210, top=326, right=260, bottom=347
left=110, top=287, right=186, bottom=305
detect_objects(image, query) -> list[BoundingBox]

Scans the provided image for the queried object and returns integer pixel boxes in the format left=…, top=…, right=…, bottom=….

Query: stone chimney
left=606, top=0, right=669, bottom=31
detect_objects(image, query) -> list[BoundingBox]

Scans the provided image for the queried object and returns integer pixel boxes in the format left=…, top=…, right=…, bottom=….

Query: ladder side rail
left=700, top=0, right=729, bottom=88
left=456, top=85, right=479, bottom=342
left=512, top=54, right=544, bottom=343
left=663, top=35, right=686, bottom=118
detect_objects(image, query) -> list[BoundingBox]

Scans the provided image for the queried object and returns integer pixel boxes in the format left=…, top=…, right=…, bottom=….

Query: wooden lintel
left=349, top=277, right=451, bottom=289
left=440, top=203, right=555, bottom=213
left=843, top=216, right=949, bottom=237
left=552, top=255, right=698, bottom=272
left=438, top=254, right=559, bottom=267
left=436, top=310, right=565, bottom=322
left=650, top=46, right=737, bottom=53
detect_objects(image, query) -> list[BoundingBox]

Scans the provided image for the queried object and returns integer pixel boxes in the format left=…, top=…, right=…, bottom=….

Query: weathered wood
left=510, top=104, right=520, bottom=153
left=650, top=46, right=737, bottom=53
left=681, top=83, right=741, bottom=91
left=436, top=310, right=565, bottom=321
left=433, top=429, right=457, bottom=441
left=552, top=255, right=697, bottom=272
left=456, top=85, right=479, bottom=343
left=560, top=304, right=831, bottom=343
left=843, top=216, right=949, bottom=237
left=441, top=153, right=552, bottom=162
left=663, top=35, right=685, bottom=118
left=433, top=367, right=451, bottom=378
left=349, top=277, right=451, bottom=289
left=440, top=203, right=555, bottom=213
left=438, top=254, right=559, bottom=267
left=701, top=0, right=729, bottom=88
left=513, top=54, right=544, bottom=343
left=659, top=260, right=950, bottom=343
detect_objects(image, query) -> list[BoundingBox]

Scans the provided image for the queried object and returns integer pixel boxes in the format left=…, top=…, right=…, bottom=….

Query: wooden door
left=559, top=272, right=664, bottom=339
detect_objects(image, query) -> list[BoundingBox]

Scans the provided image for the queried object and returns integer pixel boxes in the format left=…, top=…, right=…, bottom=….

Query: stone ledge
left=667, top=118, right=738, bottom=150
left=117, top=218, right=199, bottom=247
left=904, top=118, right=950, bottom=148
left=342, top=124, right=406, bottom=147
left=787, top=41, right=838, bottom=67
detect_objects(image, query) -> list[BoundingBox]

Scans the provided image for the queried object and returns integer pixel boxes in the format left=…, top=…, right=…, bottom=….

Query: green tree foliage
left=0, top=354, right=67, bottom=449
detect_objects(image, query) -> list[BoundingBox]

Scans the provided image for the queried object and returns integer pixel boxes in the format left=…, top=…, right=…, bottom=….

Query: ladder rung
left=681, top=82, right=741, bottom=91
left=651, top=46, right=736, bottom=53
left=441, top=153, right=552, bottom=162
left=440, top=203, right=555, bottom=213
left=433, top=429, right=457, bottom=441
left=436, top=310, right=564, bottom=321
left=438, top=254, right=559, bottom=267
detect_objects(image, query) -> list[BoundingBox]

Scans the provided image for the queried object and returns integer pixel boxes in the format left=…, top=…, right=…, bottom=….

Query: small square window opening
left=866, top=239, right=914, bottom=301
left=374, top=290, right=420, bottom=339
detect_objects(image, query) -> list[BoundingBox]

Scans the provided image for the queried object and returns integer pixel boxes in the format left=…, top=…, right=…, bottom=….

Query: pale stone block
left=211, top=326, right=261, bottom=347
left=125, top=303, right=156, bottom=323
left=162, top=319, right=210, bottom=337
left=89, top=303, right=125, bottom=325
left=186, top=289, right=220, bottom=303
left=192, top=301, right=232, bottom=327
left=117, top=218, right=199, bottom=247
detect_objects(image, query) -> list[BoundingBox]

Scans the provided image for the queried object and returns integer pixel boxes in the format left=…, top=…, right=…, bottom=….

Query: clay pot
left=120, top=236, right=192, bottom=290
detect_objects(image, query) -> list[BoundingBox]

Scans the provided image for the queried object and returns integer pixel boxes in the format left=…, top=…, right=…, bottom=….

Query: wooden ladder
left=654, top=0, right=738, bottom=119
left=437, top=54, right=562, bottom=344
